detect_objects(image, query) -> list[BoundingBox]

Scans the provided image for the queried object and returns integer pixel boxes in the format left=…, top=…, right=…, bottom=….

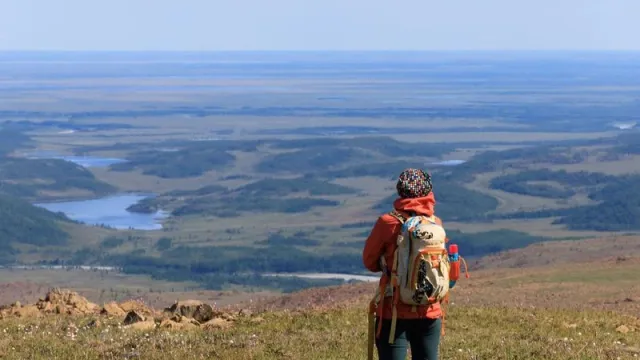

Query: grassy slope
left=2, top=236, right=640, bottom=359
left=0, top=306, right=637, bottom=359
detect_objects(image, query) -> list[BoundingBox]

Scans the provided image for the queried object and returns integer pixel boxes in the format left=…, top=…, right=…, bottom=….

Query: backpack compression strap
left=384, top=210, right=408, bottom=345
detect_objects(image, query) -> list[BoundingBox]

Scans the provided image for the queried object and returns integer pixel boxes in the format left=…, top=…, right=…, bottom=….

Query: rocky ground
left=0, top=288, right=262, bottom=334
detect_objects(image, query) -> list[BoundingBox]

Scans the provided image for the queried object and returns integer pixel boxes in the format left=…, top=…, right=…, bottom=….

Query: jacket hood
left=392, top=192, right=436, bottom=216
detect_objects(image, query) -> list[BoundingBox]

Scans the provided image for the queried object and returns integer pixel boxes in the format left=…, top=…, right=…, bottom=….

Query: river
left=264, top=272, right=379, bottom=283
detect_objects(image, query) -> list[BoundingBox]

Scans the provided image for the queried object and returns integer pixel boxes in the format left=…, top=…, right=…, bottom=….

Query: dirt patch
left=246, top=282, right=377, bottom=313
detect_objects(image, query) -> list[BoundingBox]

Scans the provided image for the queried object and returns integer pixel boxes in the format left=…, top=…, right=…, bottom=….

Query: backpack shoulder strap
left=388, top=209, right=415, bottom=224
left=388, top=210, right=406, bottom=224
left=425, top=214, right=437, bottom=223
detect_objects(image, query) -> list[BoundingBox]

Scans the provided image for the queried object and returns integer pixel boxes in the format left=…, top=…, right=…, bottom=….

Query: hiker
left=362, top=168, right=445, bottom=360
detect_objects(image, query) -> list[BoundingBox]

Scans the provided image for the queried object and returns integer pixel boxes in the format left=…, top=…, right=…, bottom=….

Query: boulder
left=101, top=302, right=126, bottom=317
left=123, top=310, right=146, bottom=325
left=13, top=305, right=40, bottom=318
left=164, top=300, right=214, bottom=324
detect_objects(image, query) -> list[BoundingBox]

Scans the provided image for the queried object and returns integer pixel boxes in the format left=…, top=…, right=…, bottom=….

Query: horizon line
left=1, top=49, right=640, bottom=53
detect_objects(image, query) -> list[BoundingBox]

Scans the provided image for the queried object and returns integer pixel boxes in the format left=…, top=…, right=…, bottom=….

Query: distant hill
left=0, top=194, right=70, bottom=264
left=0, top=157, right=117, bottom=200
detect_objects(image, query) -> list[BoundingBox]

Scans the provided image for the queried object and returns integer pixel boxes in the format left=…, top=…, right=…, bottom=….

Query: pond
left=34, top=194, right=167, bottom=230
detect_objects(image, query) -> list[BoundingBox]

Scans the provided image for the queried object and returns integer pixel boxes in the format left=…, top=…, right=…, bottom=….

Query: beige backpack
left=368, top=211, right=450, bottom=359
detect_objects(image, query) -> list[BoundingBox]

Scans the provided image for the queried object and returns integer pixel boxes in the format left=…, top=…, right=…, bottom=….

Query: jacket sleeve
left=362, top=216, right=397, bottom=273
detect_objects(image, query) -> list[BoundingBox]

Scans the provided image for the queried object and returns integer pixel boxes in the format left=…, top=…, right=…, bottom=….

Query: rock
left=159, top=319, right=198, bottom=330
left=159, top=319, right=179, bottom=329
left=164, top=300, right=214, bottom=324
left=170, top=314, right=200, bottom=326
left=13, top=305, right=40, bottom=318
left=0, top=289, right=100, bottom=319
left=101, top=302, right=126, bottom=317
left=37, top=302, right=52, bottom=313
left=616, top=325, right=631, bottom=334
left=119, top=300, right=153, bottom=316
left=127, top=320, right=156, bottom=331
left=36, top=288, right=98, bottom=315
left=202, top=318, right=233, bottom=330
left=123, top=311, right=146, bottom=325
left=55, top=305, right=64, bottom=315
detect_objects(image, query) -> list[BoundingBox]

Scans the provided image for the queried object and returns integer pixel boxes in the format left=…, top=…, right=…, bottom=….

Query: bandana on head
left=396, top=168, right=433, bottom=199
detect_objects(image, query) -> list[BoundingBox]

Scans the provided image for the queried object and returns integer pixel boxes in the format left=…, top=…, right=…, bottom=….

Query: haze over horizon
left=1, top=0, right=638, bottom=52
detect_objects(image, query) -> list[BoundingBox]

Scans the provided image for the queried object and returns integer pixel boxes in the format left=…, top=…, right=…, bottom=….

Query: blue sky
left=1, top=0, right=638, bottom=51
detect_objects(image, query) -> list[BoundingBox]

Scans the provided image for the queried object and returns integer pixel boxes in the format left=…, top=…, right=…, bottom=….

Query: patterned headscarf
left=396, top=168, right=433, bottom=199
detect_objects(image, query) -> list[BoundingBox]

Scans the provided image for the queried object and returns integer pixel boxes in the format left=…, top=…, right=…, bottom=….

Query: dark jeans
left=375, top=317, right=441, bottom=360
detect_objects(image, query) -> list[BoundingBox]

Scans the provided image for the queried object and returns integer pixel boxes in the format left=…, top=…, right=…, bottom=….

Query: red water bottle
left=449, top=244, right=460, bottom=283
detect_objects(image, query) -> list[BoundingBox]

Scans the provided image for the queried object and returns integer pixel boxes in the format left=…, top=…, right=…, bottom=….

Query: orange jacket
left=362, top=193, right=444, bottom=320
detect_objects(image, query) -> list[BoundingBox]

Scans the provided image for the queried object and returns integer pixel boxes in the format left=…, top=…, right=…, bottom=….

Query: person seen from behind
left=362, top=168, right=444, bottom=360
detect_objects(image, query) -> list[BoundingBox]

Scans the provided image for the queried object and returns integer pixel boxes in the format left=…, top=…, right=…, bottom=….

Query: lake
left=24, top=150, right=126, bottom=168
left=34, top=194, right=167, bottom=230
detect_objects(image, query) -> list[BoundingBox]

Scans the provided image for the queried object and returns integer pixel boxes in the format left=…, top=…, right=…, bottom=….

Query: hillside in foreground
left=1, top=235, right=640, bottom=359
